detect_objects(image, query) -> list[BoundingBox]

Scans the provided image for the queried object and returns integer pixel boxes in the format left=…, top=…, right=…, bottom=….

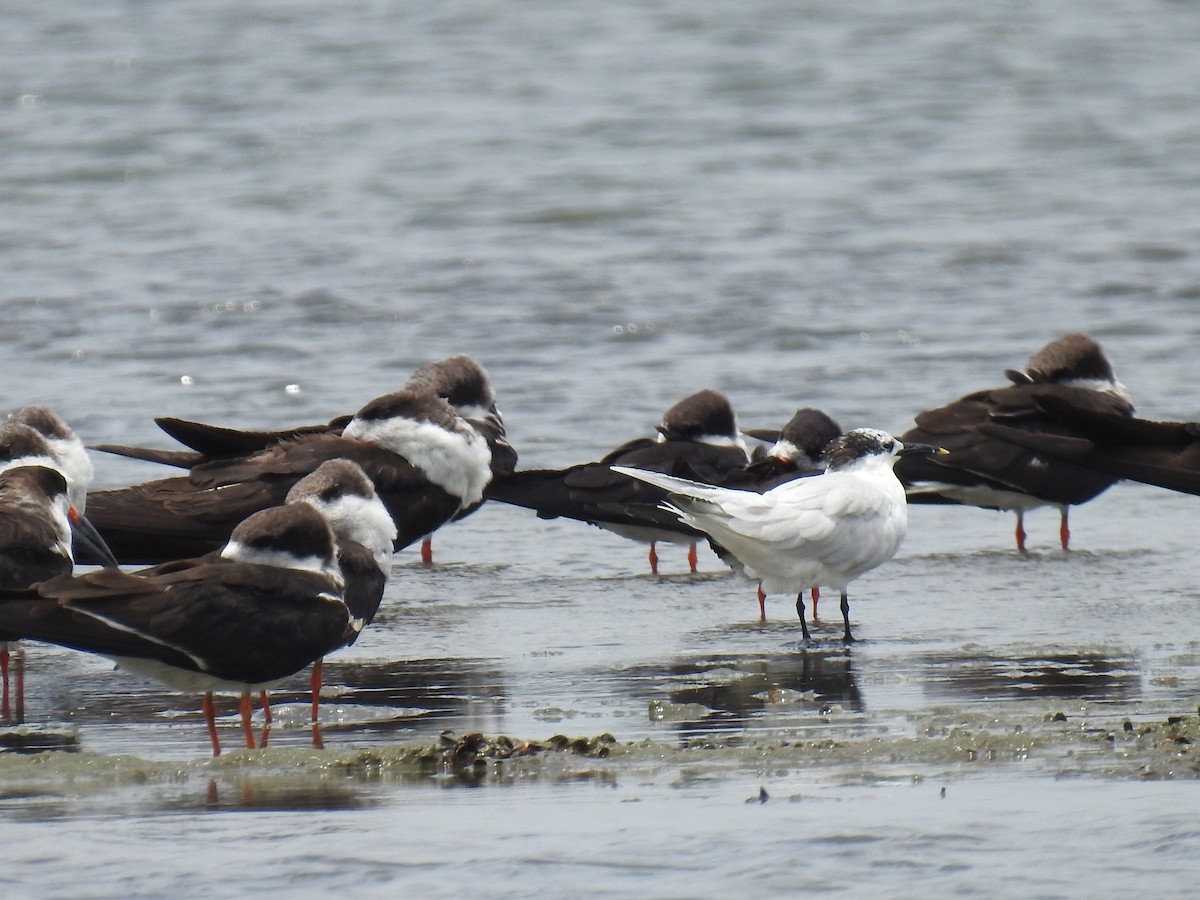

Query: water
left=3, top=0, right=1200, bottom=894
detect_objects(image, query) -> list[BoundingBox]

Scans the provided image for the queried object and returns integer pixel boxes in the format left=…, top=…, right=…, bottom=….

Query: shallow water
left=4, top=0, right=1200, bottom=894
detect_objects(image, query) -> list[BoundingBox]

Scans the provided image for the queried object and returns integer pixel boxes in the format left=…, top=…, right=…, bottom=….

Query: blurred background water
left=3, top=1, right=1200, bottom=895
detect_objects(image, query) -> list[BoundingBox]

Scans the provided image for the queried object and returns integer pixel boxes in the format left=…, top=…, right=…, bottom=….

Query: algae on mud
left=3, top=708, right=1197, bottom=811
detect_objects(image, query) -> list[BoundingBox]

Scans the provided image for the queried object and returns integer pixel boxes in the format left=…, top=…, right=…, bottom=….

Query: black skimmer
left=717, top=408, right=843, bottom=619
left=94, top=355, right=516, bottom=564
left=734, top=408, right=844, bottom=487
left=8, top=406, right=95, bottom=511
left=0, top=503, right=353, bottom=755
left=0, top=417, right=120, bottom=578
left=403, top=355, right=517, bottom=562
left=283, top=459, right=395, bottom=631
left=0, top=467, right=77, bottom=590
left=8, top=405, right=111, bottom=566
left=894, top=333, right=1134, bottom=551
left=0, top=420, right=121, bottom=574
left=87, top=388, right=492, bottom=564
left=0, top=461, right=115, bottom=585
left=129, top=458, right=396, bottom=734
left=485, top=389, right=751, bottom=574
left=0, top=461, right=122, bottom=722
left=615, top=429, right=946, bottom=642
left=282, top=460, right=395, bottom=726
left=404, top=355, right=517, bottom=472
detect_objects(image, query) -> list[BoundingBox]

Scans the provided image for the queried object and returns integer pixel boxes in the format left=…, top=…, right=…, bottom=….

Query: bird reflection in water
left=625, top=651, right=862, bottom=744
left=198, top=778, right=373, bottom=812
left=277, top=657, right=511, bottom=740
left=36, top=656, right=507, bottom=751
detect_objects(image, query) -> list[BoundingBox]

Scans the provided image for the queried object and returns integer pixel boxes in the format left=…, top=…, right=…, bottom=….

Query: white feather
left=296, top=491, right=397, bottom=575
left=220, top=541, right=345, bottom=591
left=342, top=416, right=493, bottom=507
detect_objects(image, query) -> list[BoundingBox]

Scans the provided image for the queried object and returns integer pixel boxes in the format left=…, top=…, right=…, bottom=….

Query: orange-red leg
left=687, top=542, right=698, bottom=573
left=811, top=587, right=820, bottom=621
left=257, top=693, right=272, bottom=747
left=421, top=537, right=433, bottom=564
left=1059, top=508, right=1071, bottom=550
left=203, top=692, right=222, bottom=757
left=1015, top=511, right=1027, bottom=552
left=757, top=585, right=767, bottom=621
left=310, top=657, right=324, bottom=724
left=648, top=542, right=659, bottom=575
left=239, top=692, right=257, bottom=749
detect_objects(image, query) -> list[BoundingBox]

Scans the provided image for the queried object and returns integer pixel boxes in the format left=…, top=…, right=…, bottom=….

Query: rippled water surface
left=3, top=0, right=1200, bottom=895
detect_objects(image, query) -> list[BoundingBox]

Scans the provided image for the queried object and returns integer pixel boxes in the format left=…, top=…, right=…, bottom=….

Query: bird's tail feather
left=611, top=465, right=721, bottom=500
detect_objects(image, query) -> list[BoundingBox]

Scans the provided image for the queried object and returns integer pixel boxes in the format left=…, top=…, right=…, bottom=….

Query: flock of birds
left=1, top=334, right=1198, bottom=756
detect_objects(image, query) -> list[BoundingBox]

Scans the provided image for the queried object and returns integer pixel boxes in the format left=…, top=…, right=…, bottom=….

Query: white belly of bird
left=110, top=656, right=291, bottom=694
left=908, top=481, right=1053, bottom=513
left=597, top=521, right=696, bottom=546
left=731, top=508, right=907, bottom=595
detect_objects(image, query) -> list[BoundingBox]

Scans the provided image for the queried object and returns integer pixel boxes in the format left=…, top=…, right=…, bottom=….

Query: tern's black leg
left=840, top=590, right=855, bottom=643
left=795, top=592, right=812, bottom=641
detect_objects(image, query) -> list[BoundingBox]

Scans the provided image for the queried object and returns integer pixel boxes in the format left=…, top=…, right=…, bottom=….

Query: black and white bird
left=1, top=418, right=100, bottom=523
left=282, top=460, right=395, bottom=724
left=403, top=354, right=517, bottom=480
left=283, top=459, right=395, bottom=632
left=486, top=389, right=751, bottom=574
left=94, top=355, right=516, bottom=565
left=614, top=429, right=945, bottom=642
left=895, top=333, right=1134, bottom=551
left=403, top=355, right=517, bottom=562
left=0, top=503, right=353, bottom=756
left=0, top=467, right=78, bottom=591
left=0, top=449, right=116, bottom=586
left=8, top=406, right=95, bottom=512
left=0, top=420, right=119, bottom=720
left=0, top=463, right=119, bottom=721
left=87, top=388, right=492, bottom=565
left=732, top=408, right=845, bottom=490
left=128, top=459, right=397, bottom=731
left=718, top=408, right=843, bottom=619
left=7, top=406, right=115, bottom=567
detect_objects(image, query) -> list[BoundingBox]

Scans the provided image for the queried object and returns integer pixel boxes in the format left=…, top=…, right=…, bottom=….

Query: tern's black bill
left=898, top=442, right=949, bottom=457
